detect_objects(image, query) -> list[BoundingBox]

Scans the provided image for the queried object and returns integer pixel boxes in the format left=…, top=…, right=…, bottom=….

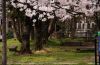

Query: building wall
left=75, top=21, right=96, bottom=37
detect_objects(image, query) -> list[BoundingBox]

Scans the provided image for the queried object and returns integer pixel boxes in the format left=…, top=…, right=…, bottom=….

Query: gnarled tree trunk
left=11, top=17, right=32, bottom=54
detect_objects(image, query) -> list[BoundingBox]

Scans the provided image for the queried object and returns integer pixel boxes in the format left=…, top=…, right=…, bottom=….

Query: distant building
left=75, top=21, right=96, bottom=37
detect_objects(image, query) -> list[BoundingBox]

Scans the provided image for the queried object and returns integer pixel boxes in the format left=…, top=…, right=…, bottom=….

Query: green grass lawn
left=0, top=39, right=95, bottom=65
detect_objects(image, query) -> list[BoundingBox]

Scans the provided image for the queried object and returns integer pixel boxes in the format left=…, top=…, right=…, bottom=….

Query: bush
left=63, top=38, right=85, bottom=42
left=48, top=39, right=61, bottom=46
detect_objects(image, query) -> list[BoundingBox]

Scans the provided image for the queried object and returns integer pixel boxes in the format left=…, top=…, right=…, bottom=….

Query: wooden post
left=2, top=0, right=7, bottom=64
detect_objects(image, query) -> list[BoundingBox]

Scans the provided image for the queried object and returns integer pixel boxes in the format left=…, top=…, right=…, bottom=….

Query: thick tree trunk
left=35, top=21, right=44, bottom=51
left=34, top=19, right=55, bottom=51
left=20, top=17, right=32, bottom=54
left=20, top=33, right=31, bottom=54
left=11, top=18, right=31, bottom=54
left=35, top=29, right=48, bottom=51
left=34, top=12, right=56, bottom=51
left=30, top=26, right=34, bottom=41
left=35, top=35, right=43, bottom=51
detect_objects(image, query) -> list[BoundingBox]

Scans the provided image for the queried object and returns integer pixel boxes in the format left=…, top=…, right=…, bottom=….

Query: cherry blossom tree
left=7, top=0, right=100, bottom=52
left=7, top=0, right=57, bottom=52
left=7, top=6, right=32, bottom=54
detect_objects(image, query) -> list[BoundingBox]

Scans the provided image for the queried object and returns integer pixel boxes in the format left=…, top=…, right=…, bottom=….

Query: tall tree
left=7, top=5, right=32, bottom=54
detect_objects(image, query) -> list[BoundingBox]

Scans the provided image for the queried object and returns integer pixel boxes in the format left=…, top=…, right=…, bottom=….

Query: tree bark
left=35, top=21, right=43, bottom=51
left=2, top=0, right=7, bottom=64
left=20, top=32, right=31, bottom=54
left=20, top=17, right=32, bottom=54
left=11, top=17, right=32, bottom=54
left=34, top=19, right=56, bottom=51
left=30, top=26, right=34, bottom=41
left=34, top=11, right=57, bottom=51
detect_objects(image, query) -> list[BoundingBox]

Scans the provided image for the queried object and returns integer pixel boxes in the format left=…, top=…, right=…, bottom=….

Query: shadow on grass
left=76, top=50, right=94, bottom=53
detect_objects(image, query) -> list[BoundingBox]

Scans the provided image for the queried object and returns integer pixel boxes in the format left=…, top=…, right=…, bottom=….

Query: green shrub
left=48, top=38, right=85, bottom=46
left=48, top=39, right=61, bottom=46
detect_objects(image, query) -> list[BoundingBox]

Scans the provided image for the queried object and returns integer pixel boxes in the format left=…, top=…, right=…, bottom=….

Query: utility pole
left=2, top=0, right=7, bottom=64
left=95, top=0, right=100, bottom=65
